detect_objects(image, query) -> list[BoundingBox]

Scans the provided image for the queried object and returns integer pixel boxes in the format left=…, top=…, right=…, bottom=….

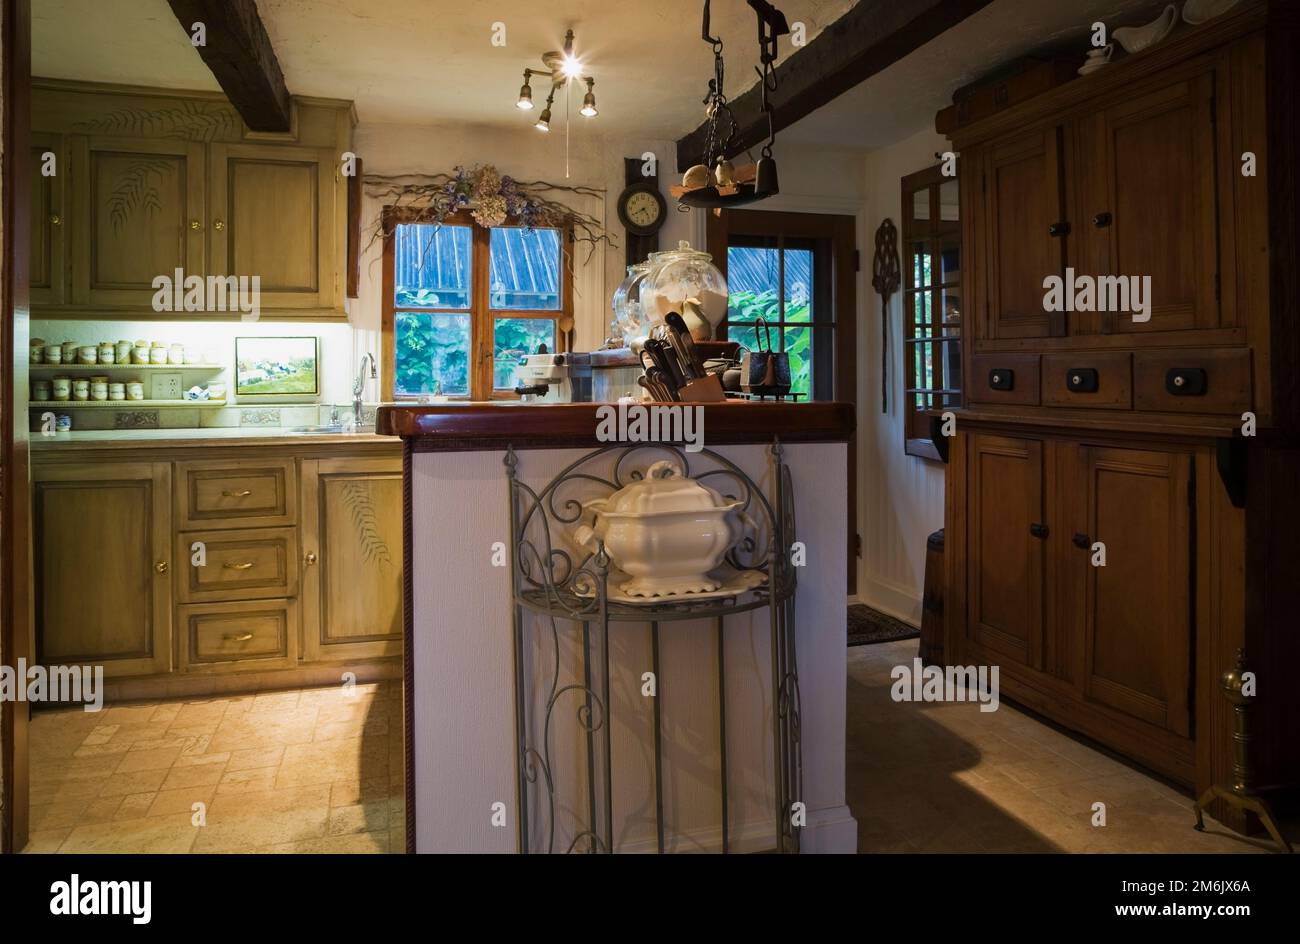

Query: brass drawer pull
left=224, top=633, right=255, bottom=642
left=154, top=561, right=169, bottom=574
left=222, top=488, right=253, bottom=498
left=223, top=561, right=255, bottom=571
left=304, top=552, right=318, bottom=565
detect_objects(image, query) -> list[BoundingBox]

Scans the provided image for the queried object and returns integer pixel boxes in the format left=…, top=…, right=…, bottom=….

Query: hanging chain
left=700, top=0, right=736, bottom=167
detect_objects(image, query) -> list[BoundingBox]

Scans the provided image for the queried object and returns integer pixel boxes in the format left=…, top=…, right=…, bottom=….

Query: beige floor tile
left=226, top=746, right=284, bottom=772
left=192, top=806, right=329, bottom=852
left=327, top=802, right=389, bottom=836
left=99, top=768, right=169, bottom=798
left=23, top=829, right=74, bottom=854
left=61, top=814, right=200, bottom=854
left=115, top=746, right=185, bottom=774
left=160, top=762, right=227, bottom=792
left=116, top=793, right=158, bottom=820
left=148, top=786, right=215, bottom=818
left=216, top=767, right=278, bottom=796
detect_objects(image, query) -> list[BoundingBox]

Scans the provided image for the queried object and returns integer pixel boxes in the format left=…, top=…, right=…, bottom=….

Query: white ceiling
left=33, top=0, right=1179, bottom=149
left=785, top=0, right=1173, bottom=150
left=33, top=0, right=855, bottom=138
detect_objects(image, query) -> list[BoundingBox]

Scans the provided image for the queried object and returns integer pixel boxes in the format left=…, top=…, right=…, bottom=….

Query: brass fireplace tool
left=1193, top=649, right=1293, bottom=852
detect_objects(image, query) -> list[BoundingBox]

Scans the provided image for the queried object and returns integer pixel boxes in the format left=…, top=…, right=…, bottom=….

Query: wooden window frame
left=901, top=165, right=962, bottom=461
left=381, top=206, right=574, bottom=402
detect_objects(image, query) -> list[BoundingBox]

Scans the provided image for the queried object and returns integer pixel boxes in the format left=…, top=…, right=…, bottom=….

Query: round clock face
left=624, top=190, right=662, bottom=228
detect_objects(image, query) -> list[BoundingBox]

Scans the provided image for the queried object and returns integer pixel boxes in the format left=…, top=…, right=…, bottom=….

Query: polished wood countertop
left=30, top=426, right=400, bottom=462
left=377, top=401, right=856, bottom=451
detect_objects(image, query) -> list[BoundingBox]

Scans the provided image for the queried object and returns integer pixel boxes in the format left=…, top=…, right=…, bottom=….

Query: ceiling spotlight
left=516, top=75, right=534, bottom=109
left=580, top=78, right=597, bottom=118
left=535, top=107, right=552, bottom=132
left=561, top=54, right=583, bottom=79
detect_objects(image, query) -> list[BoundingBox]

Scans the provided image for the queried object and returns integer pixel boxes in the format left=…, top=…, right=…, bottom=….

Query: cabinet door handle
left=1072, top=533, right=1091, bottom=549
left=1030, top=523, right=1049, bottom=539
left=224, top=633, right=255, bottom=642
left=190, top=219, right=201, bottom=230
left=304, top=552, right=318, bottom=565
left=222, top=560, right=255, bottom=571
left=1048, top=221, right=1070, bottom=237
left=213, top=219, right=225, bottom=231
left=154, top=561, right=169, bottom=574
left=49, top=213, right=62, bottom=226
left=1093, top=212, right=1112, bottom=228
left=222, top=488, right=252, bottom=498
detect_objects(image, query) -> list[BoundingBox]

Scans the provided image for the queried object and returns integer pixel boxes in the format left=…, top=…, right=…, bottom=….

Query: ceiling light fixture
left=517, top=29, right=598, bottom=129
left=516, top=73, right=534, bottom=109
left=535, top=106, right=552, bottom=132
left=580, top=78, right=598, bottom=118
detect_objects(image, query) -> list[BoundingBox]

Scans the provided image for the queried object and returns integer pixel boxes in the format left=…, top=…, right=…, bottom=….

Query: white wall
left=857, top=129, right=949, bottom=624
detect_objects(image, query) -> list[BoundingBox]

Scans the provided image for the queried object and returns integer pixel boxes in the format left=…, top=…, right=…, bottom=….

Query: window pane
left=784, top=248, right=812, bottom=323
left=783, top=326, right=811, bottom=399
left=394, top=223, right=472, bottom=309
left=489, top=228, right=562, bottom=310
left=494, top=318, right=556, bottom=389
left=394, top=312, right=470, bottom=396
left=726, top=246, right=780, bottom=329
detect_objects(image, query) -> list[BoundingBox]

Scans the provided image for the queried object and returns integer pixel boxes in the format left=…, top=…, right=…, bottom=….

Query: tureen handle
left=646, top=460, right=680, bottom=480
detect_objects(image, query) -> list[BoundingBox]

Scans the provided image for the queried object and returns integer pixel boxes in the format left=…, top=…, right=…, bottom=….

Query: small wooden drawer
left=1133, top=348, right=1252, bottom=415
left=968, top=354, right=1040, bottom=406
left=1041, top=352, right=1132, bottom=409
left=176, top=527, right=298, bottom=603
left=179, top=598, right=298, bottom=672
left=177, top=459, right=296, bottom=529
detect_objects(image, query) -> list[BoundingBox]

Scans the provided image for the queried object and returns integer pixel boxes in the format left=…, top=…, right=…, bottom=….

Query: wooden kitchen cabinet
left=1073, top=446, right=1192, bottom=737
left=33, top=462, right=173, bottom=678
left=965, top=433, right=1044, bottom=669
left=300, top=457, right=404, bottom=662
left=977, top=126, right=1068, bottom=340
left=30, top=133, right=67, bottom=307
left=1071, top=68, right=1222, bottom=336
left=71, top=135, right=205, bottom=309
left=207, top=143, right=340, bottom=310
left=31, top=80, right=354, bottom=319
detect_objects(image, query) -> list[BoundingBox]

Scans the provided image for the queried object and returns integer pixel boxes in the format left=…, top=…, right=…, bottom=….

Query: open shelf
left=29, top=400, right=229, bottom=410
left=28, top=363, right=224, bottom=372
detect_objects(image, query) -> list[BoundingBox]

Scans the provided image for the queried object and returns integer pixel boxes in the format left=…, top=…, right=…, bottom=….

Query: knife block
left=677, top=373, right=728, bottom=402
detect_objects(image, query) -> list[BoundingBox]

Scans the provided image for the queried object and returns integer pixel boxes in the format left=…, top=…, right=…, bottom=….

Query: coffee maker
left=513, top=346, right=592, bottom=402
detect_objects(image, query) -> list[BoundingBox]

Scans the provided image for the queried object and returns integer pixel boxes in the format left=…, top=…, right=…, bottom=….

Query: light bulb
left=561, top=54, right=583, bottom=79
left=535, top=107, right=551, bottom=132
left=516, top=81, right=534, bottom=109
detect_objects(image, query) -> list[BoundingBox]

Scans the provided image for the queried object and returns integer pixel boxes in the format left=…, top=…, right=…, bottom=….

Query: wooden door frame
left=706, top=208, right=858, bottom=594
left=2, top=0, right=33, bottom=855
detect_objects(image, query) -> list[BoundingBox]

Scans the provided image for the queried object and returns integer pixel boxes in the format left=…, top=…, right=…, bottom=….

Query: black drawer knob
left=1030, top=523, right=1049, bottom=539
left=1072, top=532, right=1091, bottom=549
left=1066, top=368, right=1099, bottom=393
left=1165, top=367, right=1207, bottom=396
left=1093, top=212, right=1113, bottom=228
left=1048, top=221, right=1071, bottom=237
left=988, top=369, right=1015, bottom=391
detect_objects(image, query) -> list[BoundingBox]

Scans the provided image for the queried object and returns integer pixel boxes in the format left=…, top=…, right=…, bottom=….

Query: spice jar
left=115, top=340, right=133, bottom=363
left=168, top=343, right=185, bottom=365
left=30, top=339, right=45, bottom=363
left=126, top=380, right=145, bottom=401
left=32, top=380, right=52, bottom=401
left=132, top=341, right=150, bottom=364
left=78, top=345, right=98, bottom=365
left=52, top=376, right=71, bottom=400
left=108, top=382, right=126, bottom=401
left=44, top=344, right=63, bottom=364
left=90, top=380, right=108, bottom=401
left=149, top=343, right=168, bottom=365
left=98, top=341, right=115, bottom=364
left=73, top=379, right=90, bottom=401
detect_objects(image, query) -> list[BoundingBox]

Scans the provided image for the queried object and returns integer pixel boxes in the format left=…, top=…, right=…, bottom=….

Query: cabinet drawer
left=968, top=354, right=1040, bottom=406
left=177, top=527, right=298, bottom=603
left=1133, top=348, right=1251, bottom=415
left=179, top=598, right=298, bottom=672
left=177, top=459, right=296, bottom=529
left=1041, top=353, right=1132, bottom=409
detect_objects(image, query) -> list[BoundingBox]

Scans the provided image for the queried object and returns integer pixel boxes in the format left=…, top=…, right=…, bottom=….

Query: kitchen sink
left=286, top=424, right=376, bottom=435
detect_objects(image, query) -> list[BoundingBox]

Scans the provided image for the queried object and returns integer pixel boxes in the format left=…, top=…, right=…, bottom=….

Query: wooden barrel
left=919, top=528, right=944, bottom=666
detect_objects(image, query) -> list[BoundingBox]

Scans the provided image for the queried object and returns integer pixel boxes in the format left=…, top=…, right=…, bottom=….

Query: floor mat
left=848, top=603, right=919, bottom=648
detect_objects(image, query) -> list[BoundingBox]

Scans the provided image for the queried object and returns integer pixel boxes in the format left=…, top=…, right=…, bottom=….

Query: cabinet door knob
left=190, top=219, right=201, bottom=230
left=1093, top=211, right=1113, bottom=228
left=1048, top=221, right=1071, bottom=237
left=49, top=213, right=61, bottom=226
left=304, top=552, right=318, bottom=565
left=154, top=561, right=169, bottom=574
left=1029, top=523, right=1049, bottom=539
left=213, top=219, right=225, bottom=231
left=1072, top=533, right=1091, bottom=549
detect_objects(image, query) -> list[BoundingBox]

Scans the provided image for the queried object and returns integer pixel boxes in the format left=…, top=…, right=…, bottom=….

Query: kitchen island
left=378, top=400, right=858, bottom=854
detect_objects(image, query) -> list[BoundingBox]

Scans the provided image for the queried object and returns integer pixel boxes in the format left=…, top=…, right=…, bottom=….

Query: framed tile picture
left=235, top=336, right=320, bottom=398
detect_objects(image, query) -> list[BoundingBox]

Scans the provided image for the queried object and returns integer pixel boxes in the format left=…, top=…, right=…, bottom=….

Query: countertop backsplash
left=28, top=318, right=359, bottom=434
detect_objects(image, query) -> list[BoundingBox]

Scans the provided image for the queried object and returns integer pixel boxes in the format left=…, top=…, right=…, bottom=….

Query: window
left=901, top=166, right=961, bottom=460
left=382, top=209, right=571, bottom=400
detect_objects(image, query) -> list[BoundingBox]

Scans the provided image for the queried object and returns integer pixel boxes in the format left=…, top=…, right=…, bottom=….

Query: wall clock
left=619, top=158, right=668, bottom=264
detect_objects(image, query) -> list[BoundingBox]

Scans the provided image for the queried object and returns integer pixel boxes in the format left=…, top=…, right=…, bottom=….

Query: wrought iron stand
left=506, top=441, right=801, bottom=853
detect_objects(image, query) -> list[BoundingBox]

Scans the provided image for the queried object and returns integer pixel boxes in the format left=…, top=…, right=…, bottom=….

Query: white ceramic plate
left=574, top=567, right=768, bottom=605
left=1183, top=0, right=1243, bottom=25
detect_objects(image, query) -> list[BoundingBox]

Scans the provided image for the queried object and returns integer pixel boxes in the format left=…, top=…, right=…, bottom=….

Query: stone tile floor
left=23, top=681, right=403, bottom=854
left=846, top=641, right=1296, bottom=853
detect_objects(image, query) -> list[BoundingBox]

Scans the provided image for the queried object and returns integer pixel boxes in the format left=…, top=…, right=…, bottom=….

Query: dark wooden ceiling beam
left=675, top=0, right=995, bottom=171
left=167, top=0, right=292, bottom=132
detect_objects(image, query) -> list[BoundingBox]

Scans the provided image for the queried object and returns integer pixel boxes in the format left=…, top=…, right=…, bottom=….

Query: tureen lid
left=599, top=460, right=735, bottom=516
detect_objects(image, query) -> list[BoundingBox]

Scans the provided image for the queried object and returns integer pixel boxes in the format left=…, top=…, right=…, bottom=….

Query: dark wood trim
left=1, top=0, right=33, bottom=856
left=378, top=401, right=855, bottom=451
left=1265, top=1, right=1300, bottom=432
left=346, top=157, right=362, bottom=299
left=402, top=440, right=416, bottom=854
left=165, top=0, right=292, bottom=132
left=675, top=0, right=995, bottom=170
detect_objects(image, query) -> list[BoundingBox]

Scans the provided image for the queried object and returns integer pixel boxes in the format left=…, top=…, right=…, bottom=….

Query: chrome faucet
left=353, top=352, right=376, bottom=427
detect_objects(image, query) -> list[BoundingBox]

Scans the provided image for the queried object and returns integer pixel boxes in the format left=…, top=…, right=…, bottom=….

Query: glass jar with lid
left=639, top=241, right=728, bottom=340
left=610, top=261, right=652, bottom=343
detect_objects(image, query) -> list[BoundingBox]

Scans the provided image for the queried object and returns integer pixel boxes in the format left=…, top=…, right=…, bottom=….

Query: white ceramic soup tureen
left=573, top=460, right=743, bottom=598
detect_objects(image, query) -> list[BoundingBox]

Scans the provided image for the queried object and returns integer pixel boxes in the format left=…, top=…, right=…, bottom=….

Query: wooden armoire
left=939, top=0, right=1299, bottom=834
